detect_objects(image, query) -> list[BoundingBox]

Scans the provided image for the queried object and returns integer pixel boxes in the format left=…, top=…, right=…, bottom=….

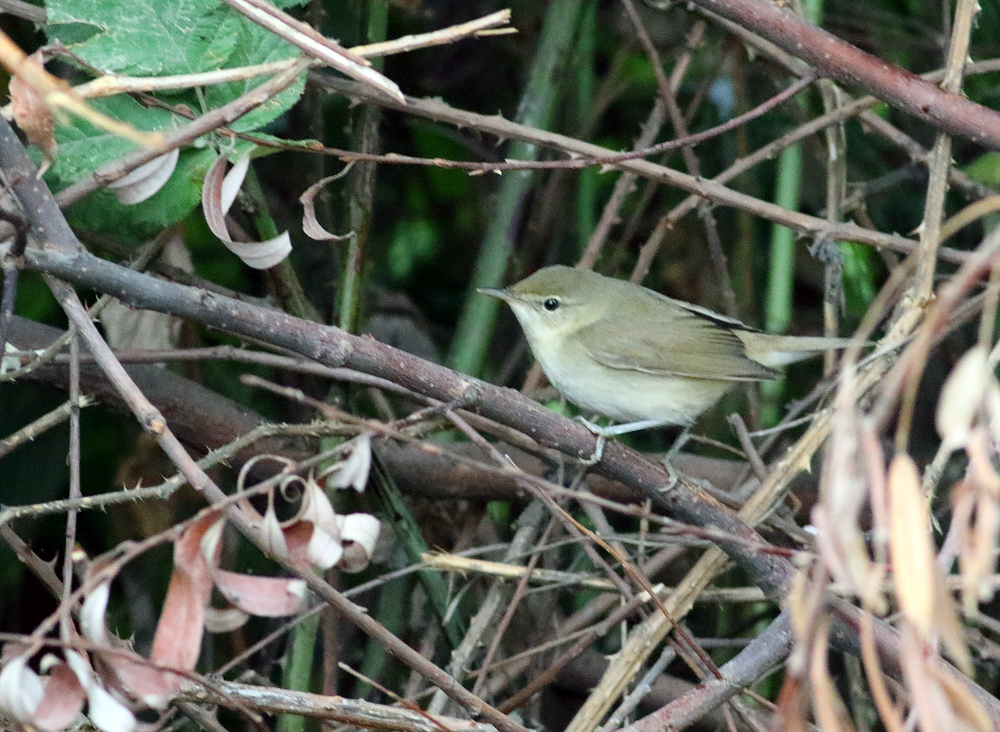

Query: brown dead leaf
left=888, top=454, right=935, bottom=638
left=10, top=50, right=56, bottom=167
left=202, top=152, right=291, bottom=269
left=299, top=167, right=355, bottom=241
left=809, top=615, right=855, bottom=732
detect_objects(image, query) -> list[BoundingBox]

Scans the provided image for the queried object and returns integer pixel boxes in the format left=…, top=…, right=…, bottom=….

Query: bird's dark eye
left=543, top=298, right=560, bottom=312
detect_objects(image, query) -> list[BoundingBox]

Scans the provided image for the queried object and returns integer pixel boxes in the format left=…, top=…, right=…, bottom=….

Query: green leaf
left=64, top=148, right=217, bottom=239
left=47, top=0, right=239, bottom=76
left=962, top=151, right=1000, bottom=188
left=49, top=95, right=180, bottom=184
left=47, top=0, right=308, bottom=78
left=202, top=15, right=305, bottom=132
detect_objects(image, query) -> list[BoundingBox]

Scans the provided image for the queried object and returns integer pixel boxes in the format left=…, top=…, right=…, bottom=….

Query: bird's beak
left=477, top=287, right=513, bottom=302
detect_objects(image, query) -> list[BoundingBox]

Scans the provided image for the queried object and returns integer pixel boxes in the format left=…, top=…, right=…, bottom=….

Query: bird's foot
left=660, top=455, right=680, bottom=493
left=576, top=416, right=609, bottom=465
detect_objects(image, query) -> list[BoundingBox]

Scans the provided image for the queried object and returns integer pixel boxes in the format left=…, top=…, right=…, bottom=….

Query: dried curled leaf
left=0, top=655, right=45, bottom=724
left=106, top=149, right=179, bottom=204
left=202, top=152, right=292, bottom=269
left=299, top=169, right=356, bottom=241
left=64, top=651, right=136, bottom=732
left=322, top=432, right=373, bottom=492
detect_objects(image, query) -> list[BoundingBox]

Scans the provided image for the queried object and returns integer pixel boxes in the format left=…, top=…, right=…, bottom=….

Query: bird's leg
left=594, top=418, right=674, bottom=436
left=659, top=425, right=692, bottom=492
left=576, top=416, right=608, bottom=465
left=666, top=425, right=692, bottom=458
left=575, top=417, right=674, bottom=465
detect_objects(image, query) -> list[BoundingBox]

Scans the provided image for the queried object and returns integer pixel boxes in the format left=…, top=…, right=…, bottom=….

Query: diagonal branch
left=684, top=0, right=1000, bottom=149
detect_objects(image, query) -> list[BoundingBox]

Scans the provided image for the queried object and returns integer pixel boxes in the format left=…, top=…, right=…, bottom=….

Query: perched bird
left=481, top=265, right=856, bottom=452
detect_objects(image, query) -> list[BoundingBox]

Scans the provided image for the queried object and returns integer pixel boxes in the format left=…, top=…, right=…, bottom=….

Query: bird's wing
left=579, top=309, right=778, bottom=382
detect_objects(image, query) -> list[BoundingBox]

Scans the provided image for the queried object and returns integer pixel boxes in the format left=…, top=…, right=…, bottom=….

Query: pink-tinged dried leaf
left=336, top=513, right=380, bottom=572
left=100, top=649, right=179, bottom=711
left=859, top=612, right=906, bottom=732
left=76, top=573, right=185, bottom=709
left=212, top=570, right=306, bottom=616
left=888, top=454, right=935, bottom=638
left=284, top=521, right=347, bottom=571
left=198, top=514, right=226, bottom=567
left=147, top=514, right=219, bottom=672
left=808, top=616, right=853, bottom=732
left=786, top=569, right=816, bottom=648
left=953, top=430, right=1000, bottom=616
left=300, top=475, right=339, bottom=534
left=106, top=149, right=179, bottom=205
left=929, top=663, right=992, bottom=732
left=812, top=507, right=880, bottom=606
left=966, top=488, right=1000, bottom=604
left=299, top=172, right=355, bottom=241
left=937, top=346, right=991, bottom=452
left=10, top=51, right=56, bottom=162
left=966, top=429, right=1000, bottom=499
left=260, top=493, right=289, bottom=559
left=204, top=607, right=250, bottom=634
left=861, top=425, right=891, bottom=586
left=282, top=520, right=326, bottom=571
left=81, top=579, right=112, bottom=645
left=815, top=400, right=886, bottom=609
left=64, top=651, right=136, bottom=732
left=932, top=571, right=973, bottom=676
left=950, top=480, right=979, bottom=614
left=900, top=627, right=955, bottom=732
left=202, top=153, right=291, bottom=270
left=323, top=433, right=373, bottom=492
left=305, top=525, right=344, bottom=569
left=90, top=517, right=220, bottom=710
left=0, top=654, right=44, bottom=721
left=32, top=659, right=87, bottom=732
left=773, top=678, right=809, bottom=732
left=92, top=514, right=218, bottom=710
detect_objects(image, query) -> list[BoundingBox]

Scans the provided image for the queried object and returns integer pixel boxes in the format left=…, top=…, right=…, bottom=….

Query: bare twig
left=684, top=0, right=1000, bottom=149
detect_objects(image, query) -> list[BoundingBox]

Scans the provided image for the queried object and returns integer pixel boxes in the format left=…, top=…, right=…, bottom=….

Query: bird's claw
left=660, top=456, right=679, bottom=493
left=576, top=416, right=607, bottom=465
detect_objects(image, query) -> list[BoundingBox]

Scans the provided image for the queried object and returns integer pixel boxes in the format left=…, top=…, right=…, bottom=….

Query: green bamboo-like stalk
left=764, top=144, right=802, bottom=336
left=762, top=0, right=824, bottom=423
left=277, top=611, right=321, bottom=732
left=447, top=0, right=587, bottom=376
left=339, top=0, right=388, bottom=334
left=575, top=1, right=598, bottom=249
left=370, top=454, right=466, bottom=647
left=242, top=169, right=319, bottom=323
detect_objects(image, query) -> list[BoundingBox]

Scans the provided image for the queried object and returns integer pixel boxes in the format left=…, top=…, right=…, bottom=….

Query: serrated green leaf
left=47, top=0, right=239, bottom=76
left=201, top=15, right=305, bottom=132
left=49, top=95, right=181, bottom=184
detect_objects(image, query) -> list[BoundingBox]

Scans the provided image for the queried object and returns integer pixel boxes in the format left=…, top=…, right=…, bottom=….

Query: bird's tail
left=737, top=333, right=866, bottom=368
